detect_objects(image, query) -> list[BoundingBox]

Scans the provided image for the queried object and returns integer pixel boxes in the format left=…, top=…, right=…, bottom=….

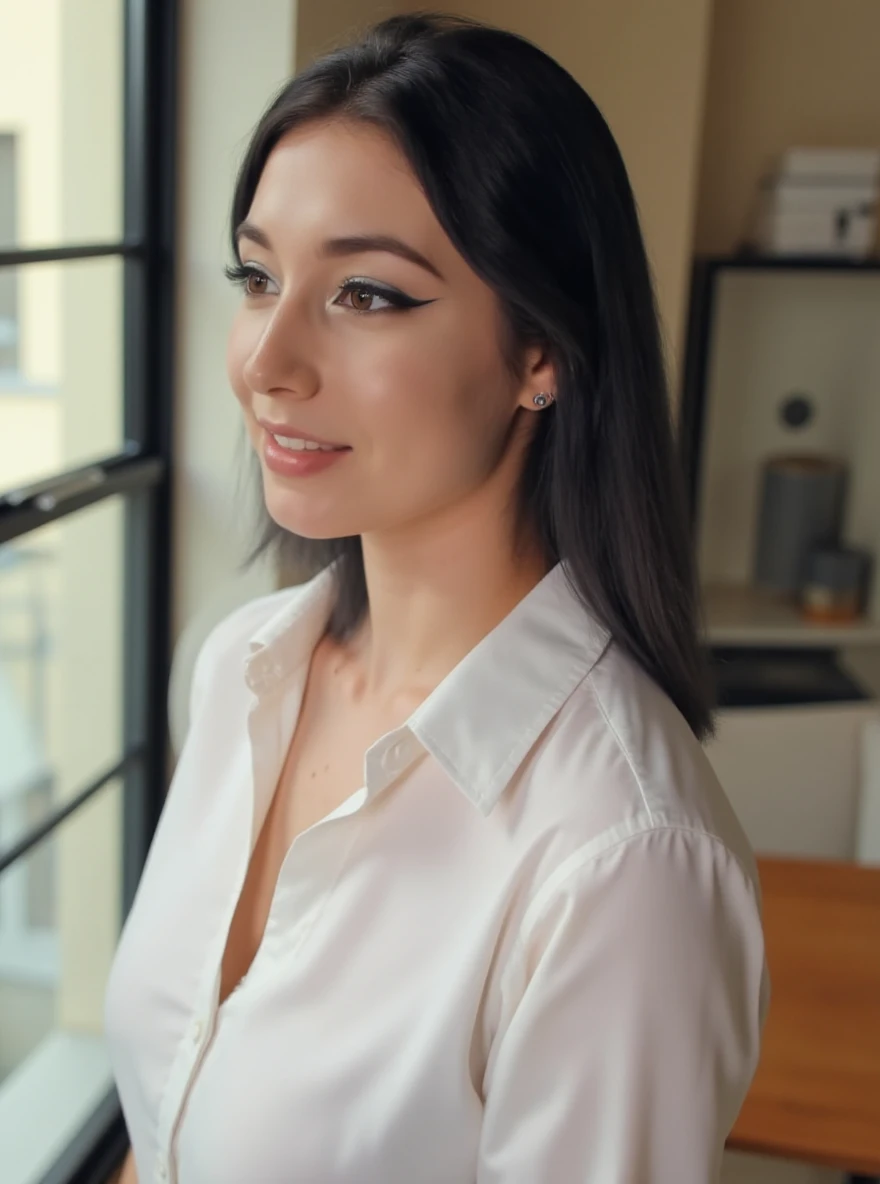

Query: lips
left=261, top=427, right=351, bottom=478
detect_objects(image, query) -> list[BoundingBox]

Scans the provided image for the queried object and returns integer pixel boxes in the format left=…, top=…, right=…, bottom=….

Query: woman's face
left=226, top=118, right=551, bottom=541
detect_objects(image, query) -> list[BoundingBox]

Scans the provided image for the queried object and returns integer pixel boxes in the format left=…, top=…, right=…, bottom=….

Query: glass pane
left=0, top=256, right=125, bottom=495
left=0, top=496, right=125, bottom=855
left=0, top=777, right=122, bottom=1184
left=0, top=1, right=124, bottom=251
left=0, top=134, right=15, bottom=370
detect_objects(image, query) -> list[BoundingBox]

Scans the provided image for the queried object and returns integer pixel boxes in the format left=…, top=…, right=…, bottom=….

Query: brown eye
left=336, top=280, right=400, bottom=313
left=350, top=287, right=374, bottom=311
left=334, top=279, right=423, bottom=314
left=245, top=272, right=269, bottom=297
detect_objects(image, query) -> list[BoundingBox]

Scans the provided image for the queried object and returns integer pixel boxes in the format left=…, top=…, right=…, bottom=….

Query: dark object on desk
left=711, top=646, right=870, bottom=708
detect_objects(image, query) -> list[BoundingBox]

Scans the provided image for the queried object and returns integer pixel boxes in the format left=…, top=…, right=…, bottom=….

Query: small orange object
left=800, top=601, right=861, bottom=624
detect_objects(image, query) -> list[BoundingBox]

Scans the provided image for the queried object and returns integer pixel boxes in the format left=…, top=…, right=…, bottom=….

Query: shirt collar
left=409, top=562, right=611, bottom=814
left=244, top=563, right=338, bottom=694
left=244, top=560, right=611, bottom=817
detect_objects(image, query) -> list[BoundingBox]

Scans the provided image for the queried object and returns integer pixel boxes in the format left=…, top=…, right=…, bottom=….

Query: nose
left=241, top=304, right=319, bottom=402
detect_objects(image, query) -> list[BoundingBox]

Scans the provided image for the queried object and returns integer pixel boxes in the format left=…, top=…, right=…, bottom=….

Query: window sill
left=0, top=1030, right=114, bottom=1184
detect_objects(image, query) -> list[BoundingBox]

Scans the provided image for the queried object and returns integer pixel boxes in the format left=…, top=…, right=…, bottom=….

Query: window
left=0, top=2, right=176, bottom=1181
left=0, top=540, right=58, bottom=985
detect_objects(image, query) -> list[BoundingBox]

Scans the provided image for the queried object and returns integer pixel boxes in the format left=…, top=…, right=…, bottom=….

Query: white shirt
left=103, top=560, right=770, bottom=1184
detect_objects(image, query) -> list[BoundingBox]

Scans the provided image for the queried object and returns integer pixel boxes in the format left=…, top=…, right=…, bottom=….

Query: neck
left=347, top=500, right=550, bottom=711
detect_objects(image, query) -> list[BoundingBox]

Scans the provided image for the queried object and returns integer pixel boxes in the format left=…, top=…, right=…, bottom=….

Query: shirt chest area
left=114, top=723, right=511, bottom=1184
left=216, top=683, right=388, bottom=1002
left=137, top=738, right=503, bottom=1034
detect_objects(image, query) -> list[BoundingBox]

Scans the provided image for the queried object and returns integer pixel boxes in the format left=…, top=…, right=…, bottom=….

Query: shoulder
left=538, top=638, right=759, bottom=890
left=507, top=643, right=767, bottom=1004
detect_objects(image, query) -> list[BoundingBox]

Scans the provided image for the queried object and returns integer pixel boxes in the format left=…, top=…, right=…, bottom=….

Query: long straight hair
left=227, top=11, right=715, bottom=740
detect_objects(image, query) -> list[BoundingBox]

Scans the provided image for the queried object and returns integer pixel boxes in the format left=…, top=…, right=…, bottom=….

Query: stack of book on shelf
left=749, top=147, right=879, bottom=259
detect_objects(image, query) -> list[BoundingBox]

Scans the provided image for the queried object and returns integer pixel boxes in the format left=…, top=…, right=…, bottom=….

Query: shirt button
left=383, top=742, right=403, bottom=770
left=157, top=1162, right=168, bottom=1180
left=191, top=1017, right=205, bottom=1043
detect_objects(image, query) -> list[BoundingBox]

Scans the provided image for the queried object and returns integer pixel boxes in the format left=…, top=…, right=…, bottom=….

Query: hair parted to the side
left=228, top=10, right=716, bottom=741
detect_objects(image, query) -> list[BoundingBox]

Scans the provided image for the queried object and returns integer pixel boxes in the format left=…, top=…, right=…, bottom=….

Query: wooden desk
left=727, top=856, right=880, bottom=1178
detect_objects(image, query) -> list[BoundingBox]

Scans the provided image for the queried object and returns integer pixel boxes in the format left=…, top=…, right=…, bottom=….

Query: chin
left=262, top=482, right=361, bottom=541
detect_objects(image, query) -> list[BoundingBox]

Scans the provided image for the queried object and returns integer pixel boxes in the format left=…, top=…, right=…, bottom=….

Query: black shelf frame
left=678, top=252, right=880, bottom=710
left=678, top=252, right=880, bottom=527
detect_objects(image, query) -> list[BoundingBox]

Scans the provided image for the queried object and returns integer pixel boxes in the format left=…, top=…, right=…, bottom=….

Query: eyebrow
left=234, top=221, right=444, bottom=281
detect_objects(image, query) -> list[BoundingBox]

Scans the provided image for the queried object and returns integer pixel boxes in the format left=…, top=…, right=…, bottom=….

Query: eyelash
left=222, top=263, right=419, bottom=313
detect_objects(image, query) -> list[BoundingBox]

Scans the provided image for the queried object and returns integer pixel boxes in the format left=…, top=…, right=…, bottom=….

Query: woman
left=105, top=12, right=769, bottom=1183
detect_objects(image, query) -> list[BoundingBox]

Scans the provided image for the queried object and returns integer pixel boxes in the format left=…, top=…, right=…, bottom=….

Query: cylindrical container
left=754, top=454, right=847, bottom=593
left=800, top=545, right=873, bottom=623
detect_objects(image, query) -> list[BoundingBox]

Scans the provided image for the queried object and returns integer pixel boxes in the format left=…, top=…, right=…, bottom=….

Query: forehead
left=248, top=119, right=440, bottom=253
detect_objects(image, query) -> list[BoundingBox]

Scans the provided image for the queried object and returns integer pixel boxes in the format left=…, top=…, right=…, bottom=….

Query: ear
left=515, top=344, right=558, bottom=411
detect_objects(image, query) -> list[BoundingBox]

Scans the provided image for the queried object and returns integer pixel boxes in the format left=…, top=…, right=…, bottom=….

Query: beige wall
left=296, top=0, right=401, bottom=70
left=296, top=0, right=713, bottom=385
left=170, top=0, right=294, bottom=645
left=446, top=1, right=713, bottom=380
left=695, top=0, right=880, bottom=255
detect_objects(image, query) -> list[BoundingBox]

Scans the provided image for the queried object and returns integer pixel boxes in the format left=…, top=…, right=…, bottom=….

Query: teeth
left=272, top=434, right=339, bottom=452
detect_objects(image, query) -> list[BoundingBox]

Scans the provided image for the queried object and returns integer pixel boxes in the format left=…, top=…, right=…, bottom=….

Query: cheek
left=346, top=347, right=455, bottom=455
left=351, top=333, right=510, bottom=487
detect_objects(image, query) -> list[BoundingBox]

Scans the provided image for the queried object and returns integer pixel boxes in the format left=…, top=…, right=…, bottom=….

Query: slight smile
left=257, top=420, right=352, bottom=478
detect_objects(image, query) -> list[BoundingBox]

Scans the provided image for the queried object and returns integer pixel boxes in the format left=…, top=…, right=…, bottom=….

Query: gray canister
left=754, top=454, right=847, bottom=593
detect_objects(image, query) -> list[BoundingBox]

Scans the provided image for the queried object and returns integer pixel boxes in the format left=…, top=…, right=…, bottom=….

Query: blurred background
left=0, top=3, right=878, bottom=1183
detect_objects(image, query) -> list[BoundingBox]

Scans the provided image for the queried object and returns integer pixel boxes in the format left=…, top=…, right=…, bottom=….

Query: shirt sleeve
left=476, top=824, right=771, bottom=1183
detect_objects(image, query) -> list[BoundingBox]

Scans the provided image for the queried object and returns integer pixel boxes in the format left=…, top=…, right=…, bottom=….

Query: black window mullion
left=0, top=749, right=145, bottom=876
left=0, top=241, right=142, bottom=268
left=0, top=454, right=165, bottom=545
left=123, top=0, right=178, bottom=455
left=120, top=0, right=178, bottom=906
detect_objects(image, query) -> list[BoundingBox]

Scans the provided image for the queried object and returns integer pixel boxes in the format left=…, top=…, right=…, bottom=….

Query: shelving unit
left=705, top=582, right=880, bottom=648
left=680, top=253, right=880, bottom=520
left=702, top=582, right=880, bottom=648
left=679, top=252, right=880, bottom=703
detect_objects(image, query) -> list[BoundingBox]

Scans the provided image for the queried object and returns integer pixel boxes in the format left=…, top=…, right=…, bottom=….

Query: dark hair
left=227, top=11, right=715, bottom=741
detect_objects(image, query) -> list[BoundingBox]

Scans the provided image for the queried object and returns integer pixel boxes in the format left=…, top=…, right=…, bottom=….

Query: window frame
left=0, top=131, right=18, bottom=374
left=0, top=1, right=177, bottom=1179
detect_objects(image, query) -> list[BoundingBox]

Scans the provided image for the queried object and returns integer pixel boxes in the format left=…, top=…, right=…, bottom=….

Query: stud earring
left=532, top=392, right=554, bottom=408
